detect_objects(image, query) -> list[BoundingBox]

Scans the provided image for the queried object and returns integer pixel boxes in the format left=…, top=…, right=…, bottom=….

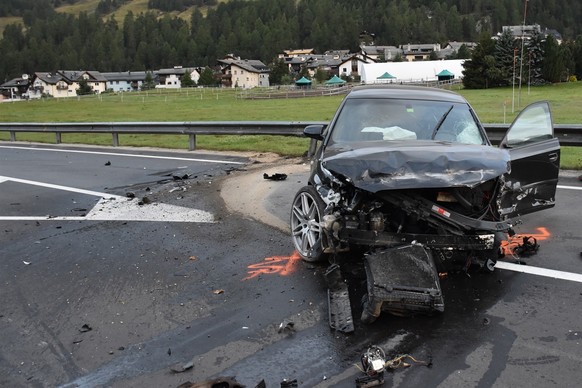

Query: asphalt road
left=1, top=143, right=581, bottom=388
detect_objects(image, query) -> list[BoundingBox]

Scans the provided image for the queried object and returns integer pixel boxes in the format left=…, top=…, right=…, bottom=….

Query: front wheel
left=290, top=185, right=328, bottom=262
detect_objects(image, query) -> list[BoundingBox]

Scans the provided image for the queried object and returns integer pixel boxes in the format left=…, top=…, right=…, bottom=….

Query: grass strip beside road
left=0, top=84, right=581, bottom=168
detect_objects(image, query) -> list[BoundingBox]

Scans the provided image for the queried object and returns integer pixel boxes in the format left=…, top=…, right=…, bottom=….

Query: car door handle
left=548, top=152, right=558, bottom=162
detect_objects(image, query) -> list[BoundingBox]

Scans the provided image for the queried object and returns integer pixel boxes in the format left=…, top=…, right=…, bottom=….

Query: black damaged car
left=290, top=85, right=560, bottom=328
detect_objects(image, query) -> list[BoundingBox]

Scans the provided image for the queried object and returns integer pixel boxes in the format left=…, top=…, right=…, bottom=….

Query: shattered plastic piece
left=178, top=377, right=244, bottom=388
left=325, top=264, right=355, bottom=333
left=278, top=320, right=295, bottom=333
left=104, top=161, right=111, bottom=166
left=263, top=173, right=288, bottom=181
left=255, top=380, right=266, bottom=388
left=23, top=261, right=30, bottom=265
left=212, top=289, right=224, bottom=295
left=280, top=379, right=298, bottom=387
left=79, top=324, right=92, bottom=333
left=173, top=174, right=191, bottom=181
left=355, top=374, right=384, bottom=388
left=512, top=236, right=539, bottom=257
left=170, top=360, right=194, bottom=373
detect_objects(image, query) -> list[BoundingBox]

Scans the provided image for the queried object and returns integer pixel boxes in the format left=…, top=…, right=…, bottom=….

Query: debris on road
left=173, top=173, right=191, bottom=181
left=280, top=379, right=298, bottom=387
left=170, top=360, right=194, bottom=373
left=138, top=196, right=151, bottom=206
left=263, top=172, right=287, bottom=181
left=104, top=161, right=111, bottom=166
left=177, top=377, right=244, bottom=388
left=384, top=354, right=430, bottom=370
left=79, top=324, right=92, bottom=333
left=212, top=289, right=224, bottom=295
left=278, top=319, right=295, bottom=334
left=511, top=236, right=539, bottom=257
left=325, top=264, right=354, bottom=333
left=22, top=260, right=31, bottom=265
left=356, top=345, right=431, bottom=387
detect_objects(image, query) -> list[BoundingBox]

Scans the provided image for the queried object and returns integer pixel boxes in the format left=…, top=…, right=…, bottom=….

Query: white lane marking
left=496, top=261, right=582, bottom=283
left=557, top=185, right=582, bottom=191
left=0, top=145, right=245, bottom=165
left=0, top=176, right=214, bottom=223
left=1, top=175, right=123, bottom=198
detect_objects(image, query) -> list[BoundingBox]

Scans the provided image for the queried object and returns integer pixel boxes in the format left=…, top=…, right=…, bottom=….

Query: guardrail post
left=55, top=132, right=62, bottom=144
left=112, top=133, right=119, bottom=147
left=10, top=131, right=16, bottom=142
left=189, top=134, right=196, bottom=151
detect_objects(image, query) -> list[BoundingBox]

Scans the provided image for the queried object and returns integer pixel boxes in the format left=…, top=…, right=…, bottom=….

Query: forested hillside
left=1, top=0, right=581, bottom=83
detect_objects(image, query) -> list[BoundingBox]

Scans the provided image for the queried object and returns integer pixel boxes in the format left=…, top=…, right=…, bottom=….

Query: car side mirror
left=304, top=124, right=326, bottom=141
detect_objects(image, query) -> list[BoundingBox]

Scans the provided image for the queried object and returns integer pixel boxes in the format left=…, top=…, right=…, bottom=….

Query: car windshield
left=329, top=98, right=484, bottom=145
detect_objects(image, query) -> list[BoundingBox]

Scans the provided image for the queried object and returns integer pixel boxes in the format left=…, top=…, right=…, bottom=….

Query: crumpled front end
left=312, top=142, right=514, bottom=272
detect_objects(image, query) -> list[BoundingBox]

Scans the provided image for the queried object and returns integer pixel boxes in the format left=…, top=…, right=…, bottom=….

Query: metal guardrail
left=0, top=122, right=581, bottom=153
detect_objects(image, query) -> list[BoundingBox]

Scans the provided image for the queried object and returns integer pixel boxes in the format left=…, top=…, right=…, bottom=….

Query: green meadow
left=0, top=83, right=581, bottom=168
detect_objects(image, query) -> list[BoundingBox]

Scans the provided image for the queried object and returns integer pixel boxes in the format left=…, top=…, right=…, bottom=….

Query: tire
left=290, top=185, right=328, bottom=262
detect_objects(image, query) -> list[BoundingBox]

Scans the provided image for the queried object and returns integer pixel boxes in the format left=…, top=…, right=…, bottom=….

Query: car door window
left=504, top=102, right=553, bottom=147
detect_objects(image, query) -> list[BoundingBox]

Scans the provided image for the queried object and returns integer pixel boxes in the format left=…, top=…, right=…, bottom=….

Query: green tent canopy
left=436, top=69, right=454, bottom=81
left=295, top=76, right=312, bottom=85
left=436, top=69, right=454, bottom=77
left=324, top=75, right=346, bottom=85
left=376, top=72, right=396, bottom=79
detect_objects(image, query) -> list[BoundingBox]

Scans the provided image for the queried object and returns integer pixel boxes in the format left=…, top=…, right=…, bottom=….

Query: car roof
left=346, top=85, right=468, bottom=103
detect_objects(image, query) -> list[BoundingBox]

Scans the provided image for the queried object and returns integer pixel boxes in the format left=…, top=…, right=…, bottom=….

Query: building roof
left=101, top=71, right=150, bottom=81
left=218, top=59, right=270, bottom=74
left=0, top=77, right=30, bottom=88
left=33, top=72, right=68, bottom=85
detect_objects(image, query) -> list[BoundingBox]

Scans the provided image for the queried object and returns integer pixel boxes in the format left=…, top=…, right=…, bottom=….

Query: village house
left=0, top=75, right=30, bottom=100
left=360, top=45, right=403, bottom=61
left=101, top=71, right=156, bottom=92
left=218, top=57, right=270, bottom=88
left=400, top=43, right=442, bottom=61
left=155, top=66, right=200, bottom=89
left=26, top=70, right=107, bottom=99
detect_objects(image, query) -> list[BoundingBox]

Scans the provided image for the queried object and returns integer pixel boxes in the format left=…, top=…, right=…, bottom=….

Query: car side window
left=504, top=102, right=553, bottom=147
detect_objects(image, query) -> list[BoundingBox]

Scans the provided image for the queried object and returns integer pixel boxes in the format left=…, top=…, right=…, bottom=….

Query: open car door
left=497, top=101, right=560, bottom=219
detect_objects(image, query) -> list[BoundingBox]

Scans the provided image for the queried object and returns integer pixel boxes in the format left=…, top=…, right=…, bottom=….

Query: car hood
left=321, top=141, right=511, bottom=191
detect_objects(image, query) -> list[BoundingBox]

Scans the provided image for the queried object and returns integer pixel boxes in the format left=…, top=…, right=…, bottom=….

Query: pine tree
left=494, top=29, right=517, bottom=86
left=462, top=33, right=504, bottom=88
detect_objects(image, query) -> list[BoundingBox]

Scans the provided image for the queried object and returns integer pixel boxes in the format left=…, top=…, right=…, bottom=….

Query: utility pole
left=518, top=0, right=529, bottom=108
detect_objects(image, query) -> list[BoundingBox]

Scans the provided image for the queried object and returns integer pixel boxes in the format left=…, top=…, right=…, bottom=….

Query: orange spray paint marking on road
left=243, top=251, right=302, bottom=280
left=500, top=227, right=551, bottom=256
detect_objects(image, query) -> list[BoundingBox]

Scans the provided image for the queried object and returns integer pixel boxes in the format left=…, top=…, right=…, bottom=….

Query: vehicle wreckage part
left=361, top=245, right=444, bottom=323
left=383, top=191, right=513, bottom=234
left=290, top=185, right=327, bottom=261
left=342, top=229, right=496, bottom=250
left=325, top=264, right=355, bottom=333
left=361, top=345, right=386, bottom=375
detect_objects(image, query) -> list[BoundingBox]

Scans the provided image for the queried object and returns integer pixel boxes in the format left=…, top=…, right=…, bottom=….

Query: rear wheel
left=290, top=185, right=327, bottom=262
